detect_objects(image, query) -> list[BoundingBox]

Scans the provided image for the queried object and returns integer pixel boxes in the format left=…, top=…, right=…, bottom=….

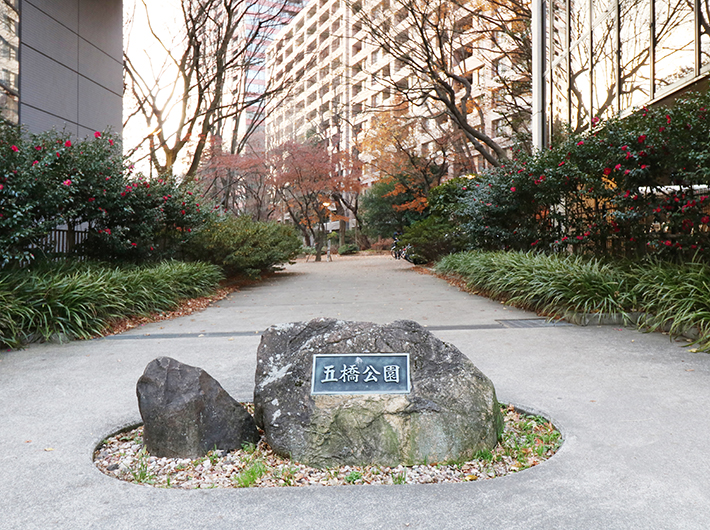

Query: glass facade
left=0, top=0, right=19, bottom=124
left=545, top=0, right=710, bottom=142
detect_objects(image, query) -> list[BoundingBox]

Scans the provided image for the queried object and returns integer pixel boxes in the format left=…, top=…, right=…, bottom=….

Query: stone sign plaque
left=311, top=353, right=411, bottom=395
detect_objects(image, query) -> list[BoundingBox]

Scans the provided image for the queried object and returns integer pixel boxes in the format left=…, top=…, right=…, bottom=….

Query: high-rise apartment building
left=265, top=0, right=523, bottom=178
left=229, top=0, right=304, bottom=154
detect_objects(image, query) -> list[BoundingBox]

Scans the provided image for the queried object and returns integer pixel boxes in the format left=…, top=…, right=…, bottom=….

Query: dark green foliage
left=399, top=216, right=468, bottom=263
left=0, top=126, right=124, bottom=265
left=0, top=125, right=212, bottom=266
left=185, top=216, right=302, bottom=277
left=79, top=176, right=210, bottom=262
left=337, top=244, right=359, bottom=255
left=0, top=260, right=223, bottom=349
left=452, top=91, right=710, bottom=260
left=437, top=250, right=710, bottom=351
left=360, top=179, right=428, bottom=239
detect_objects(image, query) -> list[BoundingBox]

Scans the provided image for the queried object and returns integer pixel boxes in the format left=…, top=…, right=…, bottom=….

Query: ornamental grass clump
left=436, top=251, right=629, bottom=318
left=0, top=260, right=222, bottom=349
left=630, top=260, right=710, bottom=349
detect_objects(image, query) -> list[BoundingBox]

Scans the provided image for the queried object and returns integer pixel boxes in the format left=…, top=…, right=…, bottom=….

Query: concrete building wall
left=18, top=0, right=122, bottom=136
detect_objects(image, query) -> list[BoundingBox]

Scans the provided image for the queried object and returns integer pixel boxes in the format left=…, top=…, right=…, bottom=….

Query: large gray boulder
left=254, top=319, right=503, bottom=467
left=137, top=357, right=259, bottom=458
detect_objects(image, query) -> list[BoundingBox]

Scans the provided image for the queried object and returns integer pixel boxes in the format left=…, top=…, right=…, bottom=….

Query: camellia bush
left=0, top=124, right=211, bottom=265
left=455, top=91, right=710, bottom=261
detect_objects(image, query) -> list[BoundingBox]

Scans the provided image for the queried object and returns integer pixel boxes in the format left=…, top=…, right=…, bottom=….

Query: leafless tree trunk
left=124, top=0, right=298, bottom=181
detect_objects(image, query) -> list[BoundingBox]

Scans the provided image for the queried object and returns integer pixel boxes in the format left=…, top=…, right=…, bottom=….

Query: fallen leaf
left=44, top=447, right=54, bottom=452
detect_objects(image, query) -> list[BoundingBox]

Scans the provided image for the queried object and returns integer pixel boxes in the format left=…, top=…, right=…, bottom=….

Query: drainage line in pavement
left=100, top=319, right=570, bottom=340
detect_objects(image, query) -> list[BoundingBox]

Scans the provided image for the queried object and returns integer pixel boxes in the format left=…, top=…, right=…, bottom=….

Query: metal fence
left=39, top=227, right=89, bottom=255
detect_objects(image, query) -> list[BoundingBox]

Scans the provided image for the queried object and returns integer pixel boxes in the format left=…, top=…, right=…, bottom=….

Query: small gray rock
left=137, top=357, right=258, bottom=458
left=254, top=319, right=503, bottom=467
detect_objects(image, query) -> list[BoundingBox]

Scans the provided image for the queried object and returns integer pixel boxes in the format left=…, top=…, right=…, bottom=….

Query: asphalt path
left=1, top=254, right=709, bottom=529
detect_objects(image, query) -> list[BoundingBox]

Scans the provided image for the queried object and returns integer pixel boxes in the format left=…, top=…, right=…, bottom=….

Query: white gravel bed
left=94, top=406, right=561, bottom=488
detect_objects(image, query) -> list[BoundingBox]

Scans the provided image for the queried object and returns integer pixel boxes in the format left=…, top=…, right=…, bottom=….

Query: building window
left=0, top=0, right=19, bottom=124
left=545, top=0, right=710, bottom=143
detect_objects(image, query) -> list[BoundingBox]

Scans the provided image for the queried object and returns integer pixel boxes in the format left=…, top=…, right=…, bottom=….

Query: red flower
left=35, top=146, right=42, bottom=151
left=108, top=139, right=114, bottom=146
left=32, top=160, right=38, bottom=166
left=702, top=216, right=710, bottom=224
left=0, top=184, right=3, bottom=190
left=615, top=164, right=621, bottom=171
left=664, top=240, right=672, bottom=246
left=62, top=179, right=72, bottom=186
left=510, top=187, right=516, bottom=192
left=666, top=115, right=671, bottom=124
left=181, top=210, right=186, bottom=215
left=558, top=161, right=565, bottom=167
left=131, top=242, right=137, bottom=247
left=94, top=131, right=101, bottom=138
left=576, top=140, right=584, bottom=146
left=638, top=135, right=647, bottom=143
left=10, top=145, right=19, bottom=152
left=659, top=126, right=666, bottom=133
left=603, top=167, right=612, bottom=176
left=88, top=197, right=95, bottom=202
left=65, top=140, right=71, bottom=147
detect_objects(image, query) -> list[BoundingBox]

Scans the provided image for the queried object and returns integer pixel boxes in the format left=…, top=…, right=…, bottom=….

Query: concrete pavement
left=1, top=253, right=709, bottom=529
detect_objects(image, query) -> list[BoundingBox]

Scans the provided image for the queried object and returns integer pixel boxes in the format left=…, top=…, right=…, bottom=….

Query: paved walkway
left=1, top=254, right=709, bottom=529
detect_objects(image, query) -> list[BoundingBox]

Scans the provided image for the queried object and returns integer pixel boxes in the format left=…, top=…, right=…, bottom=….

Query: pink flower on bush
left=32, top=160, right=38, bottom=166
left=35, top=146, right=42, bottom=151
left=65, top=140, right=71, bottom=147
left=576, top=140, right=584, bottom=146
left=0, top=184, right=3, bottom=190
left=108, top=139, right=114, bottom=146
left=664, top=240, right=672, bottom=246
left=10, top=145, right=19, bottom=152
left=62, top=179, right=72, bottom=186
left=666, top=115, right=671, bottom=124
left=510, top=187, right=516, bottom=192
left=94, top=131, right=101, bottom=138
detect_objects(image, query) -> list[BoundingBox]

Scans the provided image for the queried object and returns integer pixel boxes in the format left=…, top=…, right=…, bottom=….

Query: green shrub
left=185, top=215, right=302, bottom=277
left=361, top=179, right=428, bottom=240
left=400, top=216, right=468, bottom=263
left=0, top=125, right=124, bottom=265
left=447, top=91, right=710, bottom=260
left=337, top=243, right=359, bottom=255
